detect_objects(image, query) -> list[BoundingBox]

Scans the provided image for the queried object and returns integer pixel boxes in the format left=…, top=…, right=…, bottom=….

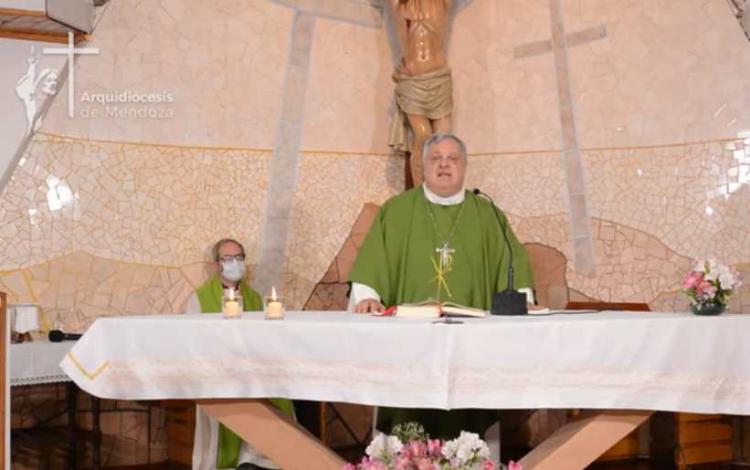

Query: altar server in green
left=187, top=238, right=293, bottom=470
left=348, top=133, right=536, bottom=438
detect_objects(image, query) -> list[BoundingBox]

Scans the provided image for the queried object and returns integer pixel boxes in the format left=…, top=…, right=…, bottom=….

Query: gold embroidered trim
left=66, top=352, right=109, bottom=380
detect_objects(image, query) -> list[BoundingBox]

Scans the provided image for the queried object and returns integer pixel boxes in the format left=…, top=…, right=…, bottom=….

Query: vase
left=690, top=302, right=726, bottom=316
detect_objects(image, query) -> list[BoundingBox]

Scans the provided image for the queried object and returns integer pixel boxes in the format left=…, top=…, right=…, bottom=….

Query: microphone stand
left=473, top=189, right=528, bottom=316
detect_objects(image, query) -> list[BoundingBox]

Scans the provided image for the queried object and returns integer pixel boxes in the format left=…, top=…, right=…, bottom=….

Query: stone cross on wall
left=253, top=0, right=386, bottom=296
left=513, top=0, right=607, bottom=275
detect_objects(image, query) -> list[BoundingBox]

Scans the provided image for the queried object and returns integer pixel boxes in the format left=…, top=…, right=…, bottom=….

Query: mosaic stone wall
left=0, top=133, right=276, bottom=331
left=1, top=134, right=748, bottom=320
left=282, top=153, right=403, bottom=306
left=466, top=139, right=750, bottom=312
left=0, top=134, right=272, bottom=269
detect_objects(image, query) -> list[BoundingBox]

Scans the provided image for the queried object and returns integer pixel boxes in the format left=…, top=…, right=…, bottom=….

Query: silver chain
left=422, top=194, right=466, bottom=248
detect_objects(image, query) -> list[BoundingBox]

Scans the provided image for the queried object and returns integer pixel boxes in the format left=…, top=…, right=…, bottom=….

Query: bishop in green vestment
left=187, top=239, right=294, bottom=470
left=348, top=133, right=535, bottom=439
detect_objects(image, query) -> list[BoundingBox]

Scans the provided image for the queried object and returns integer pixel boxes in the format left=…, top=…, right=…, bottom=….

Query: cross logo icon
left=42, top=31, right=100, bottom=118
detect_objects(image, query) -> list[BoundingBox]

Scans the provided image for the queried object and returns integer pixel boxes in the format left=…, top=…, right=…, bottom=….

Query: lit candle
left=223, top=288, right=241, bottom=317
left=266, top=285, right=284, bottom=319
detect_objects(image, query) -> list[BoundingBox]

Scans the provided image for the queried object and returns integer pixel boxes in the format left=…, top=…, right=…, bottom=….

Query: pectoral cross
left=431, top=243, right=455, bottom=300
left=436, top=243, right=455, bottom=270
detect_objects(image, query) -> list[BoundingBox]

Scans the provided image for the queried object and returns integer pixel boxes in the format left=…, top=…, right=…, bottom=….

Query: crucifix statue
left=388, top=0, right=453, bottom=188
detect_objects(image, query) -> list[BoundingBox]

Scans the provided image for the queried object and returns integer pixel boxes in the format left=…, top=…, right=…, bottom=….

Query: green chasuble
left=195, top=276, right=295, bottom=468
left=348, top=187, right=534, bottom=439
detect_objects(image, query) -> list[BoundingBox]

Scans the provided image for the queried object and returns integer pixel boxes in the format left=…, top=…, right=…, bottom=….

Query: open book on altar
left=395, top=300, right=487, bottom=318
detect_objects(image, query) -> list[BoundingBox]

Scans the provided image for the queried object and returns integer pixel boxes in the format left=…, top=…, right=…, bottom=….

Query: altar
left=57, top=310, right=750, bottom=469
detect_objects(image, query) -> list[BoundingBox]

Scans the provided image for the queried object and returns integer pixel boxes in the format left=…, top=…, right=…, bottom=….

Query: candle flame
left=228, top=288, right=235, bottom=301
left=271, top=285, right=277, bottom=301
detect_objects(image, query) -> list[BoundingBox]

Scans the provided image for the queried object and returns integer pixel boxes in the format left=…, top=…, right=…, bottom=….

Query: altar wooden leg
left=198, top=399, right=345, bottom=470
left=519, top=410, right=653, bottom=470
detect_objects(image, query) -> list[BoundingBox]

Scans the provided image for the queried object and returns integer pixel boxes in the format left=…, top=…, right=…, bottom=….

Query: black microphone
left=473, top=188, right=528, bottom=316
left=48, top=330, right=82, bottom=342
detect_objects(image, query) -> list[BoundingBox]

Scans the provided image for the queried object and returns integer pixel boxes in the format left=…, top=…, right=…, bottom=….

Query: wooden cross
left=512, top=0, right=604, bottom=275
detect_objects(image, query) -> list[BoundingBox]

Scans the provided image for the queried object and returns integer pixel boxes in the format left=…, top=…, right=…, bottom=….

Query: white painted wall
left=0, top=0, right=45, bottom=10
left=0, top=39, right=66, bottom=192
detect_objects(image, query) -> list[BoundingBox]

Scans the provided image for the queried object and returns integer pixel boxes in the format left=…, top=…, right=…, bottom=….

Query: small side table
left=10, top=340, right=101, bottom=469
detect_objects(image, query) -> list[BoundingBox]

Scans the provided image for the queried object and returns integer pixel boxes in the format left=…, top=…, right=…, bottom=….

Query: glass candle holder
left=222, top=290, right=243, bottom=319
left=265, top=296, right=284, bottom=320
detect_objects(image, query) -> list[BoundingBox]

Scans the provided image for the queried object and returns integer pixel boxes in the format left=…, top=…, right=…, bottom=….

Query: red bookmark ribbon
left=381, top=306, right=396, bottom=316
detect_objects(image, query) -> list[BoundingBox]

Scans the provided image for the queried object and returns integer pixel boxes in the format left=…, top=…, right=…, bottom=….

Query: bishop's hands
left=354, top=298, right=385, bottom=314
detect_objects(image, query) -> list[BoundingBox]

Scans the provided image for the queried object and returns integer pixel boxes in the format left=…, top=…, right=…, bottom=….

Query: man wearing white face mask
left=185, top=239, right=293, bottom=470
left=184, top=238, right=262, bottom=315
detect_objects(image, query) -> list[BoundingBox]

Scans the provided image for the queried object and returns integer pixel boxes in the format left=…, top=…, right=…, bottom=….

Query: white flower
left=442, top=431, right=490, bottom=466
left=706, top=260, right=723, bottom=281
left=365, top=433, right=403, bottom=460
left=457, top=444, right=473, bottom=463
left=718, top=269, right=736, bottom=290
left=441, top=439, right=458, bottom=459
left=693, top=259, right=708, bottom=273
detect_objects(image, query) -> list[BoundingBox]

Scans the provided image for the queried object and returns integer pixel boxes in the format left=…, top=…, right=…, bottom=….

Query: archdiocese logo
left=15, top=32, right=99, bottom=135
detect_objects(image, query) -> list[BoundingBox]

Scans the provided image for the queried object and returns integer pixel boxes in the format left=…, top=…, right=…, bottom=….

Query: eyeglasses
left=427, top=154, right=461, bottom=164
left=219, top=254, right=245, bottom=262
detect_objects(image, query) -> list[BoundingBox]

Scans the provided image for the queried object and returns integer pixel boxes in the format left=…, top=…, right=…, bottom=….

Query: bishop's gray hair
left=211, top=238, right=246, bottom=262
left=421, top=133, right=468, bottom=161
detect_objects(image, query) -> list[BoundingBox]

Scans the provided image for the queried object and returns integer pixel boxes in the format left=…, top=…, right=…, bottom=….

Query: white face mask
left=221, top=259, right=245, bottom=282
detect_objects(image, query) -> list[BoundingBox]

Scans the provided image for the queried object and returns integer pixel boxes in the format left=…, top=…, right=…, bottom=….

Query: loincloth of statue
left=388, top=66, right=453, bottom=153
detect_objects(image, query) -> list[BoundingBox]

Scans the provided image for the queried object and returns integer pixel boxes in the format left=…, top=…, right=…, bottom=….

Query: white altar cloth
left=11, top=341, right=74, bottom=386
left=60, top=311, right=750, bottom=415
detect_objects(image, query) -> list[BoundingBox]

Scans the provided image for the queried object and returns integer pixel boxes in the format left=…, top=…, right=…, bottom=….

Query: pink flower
left=342, top=464, right=356, bottom=470
left=408, top=440, right=427, bottom=458
left=481, top=459, right=496, bottom=470
left=426, top=439, right=442, bottom=457
left=393, top=455, right=410, bottom=470
left=682, top=270, right=704, bottom=289
left=355, top=457, right=387, bottom=470
left=696, top=280, right=717, bottom=300
left=416, top=457, right=438, bottom=470
left=366, top=460, right=387, bottom=470
left=508, top=461, right=523, bottom=470
left=704, top=284, right=717, bottom=299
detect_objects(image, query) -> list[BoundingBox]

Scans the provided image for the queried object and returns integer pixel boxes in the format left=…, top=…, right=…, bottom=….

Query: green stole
left=195, top=276, right=295, bottom=468
left=348, top=187, right=534, bottom=438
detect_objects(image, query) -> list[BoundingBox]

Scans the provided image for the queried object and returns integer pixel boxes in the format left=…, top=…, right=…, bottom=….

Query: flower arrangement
left=343, top=422, right=521, bottom=470
left=681, top=259, right=741, bottom=315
